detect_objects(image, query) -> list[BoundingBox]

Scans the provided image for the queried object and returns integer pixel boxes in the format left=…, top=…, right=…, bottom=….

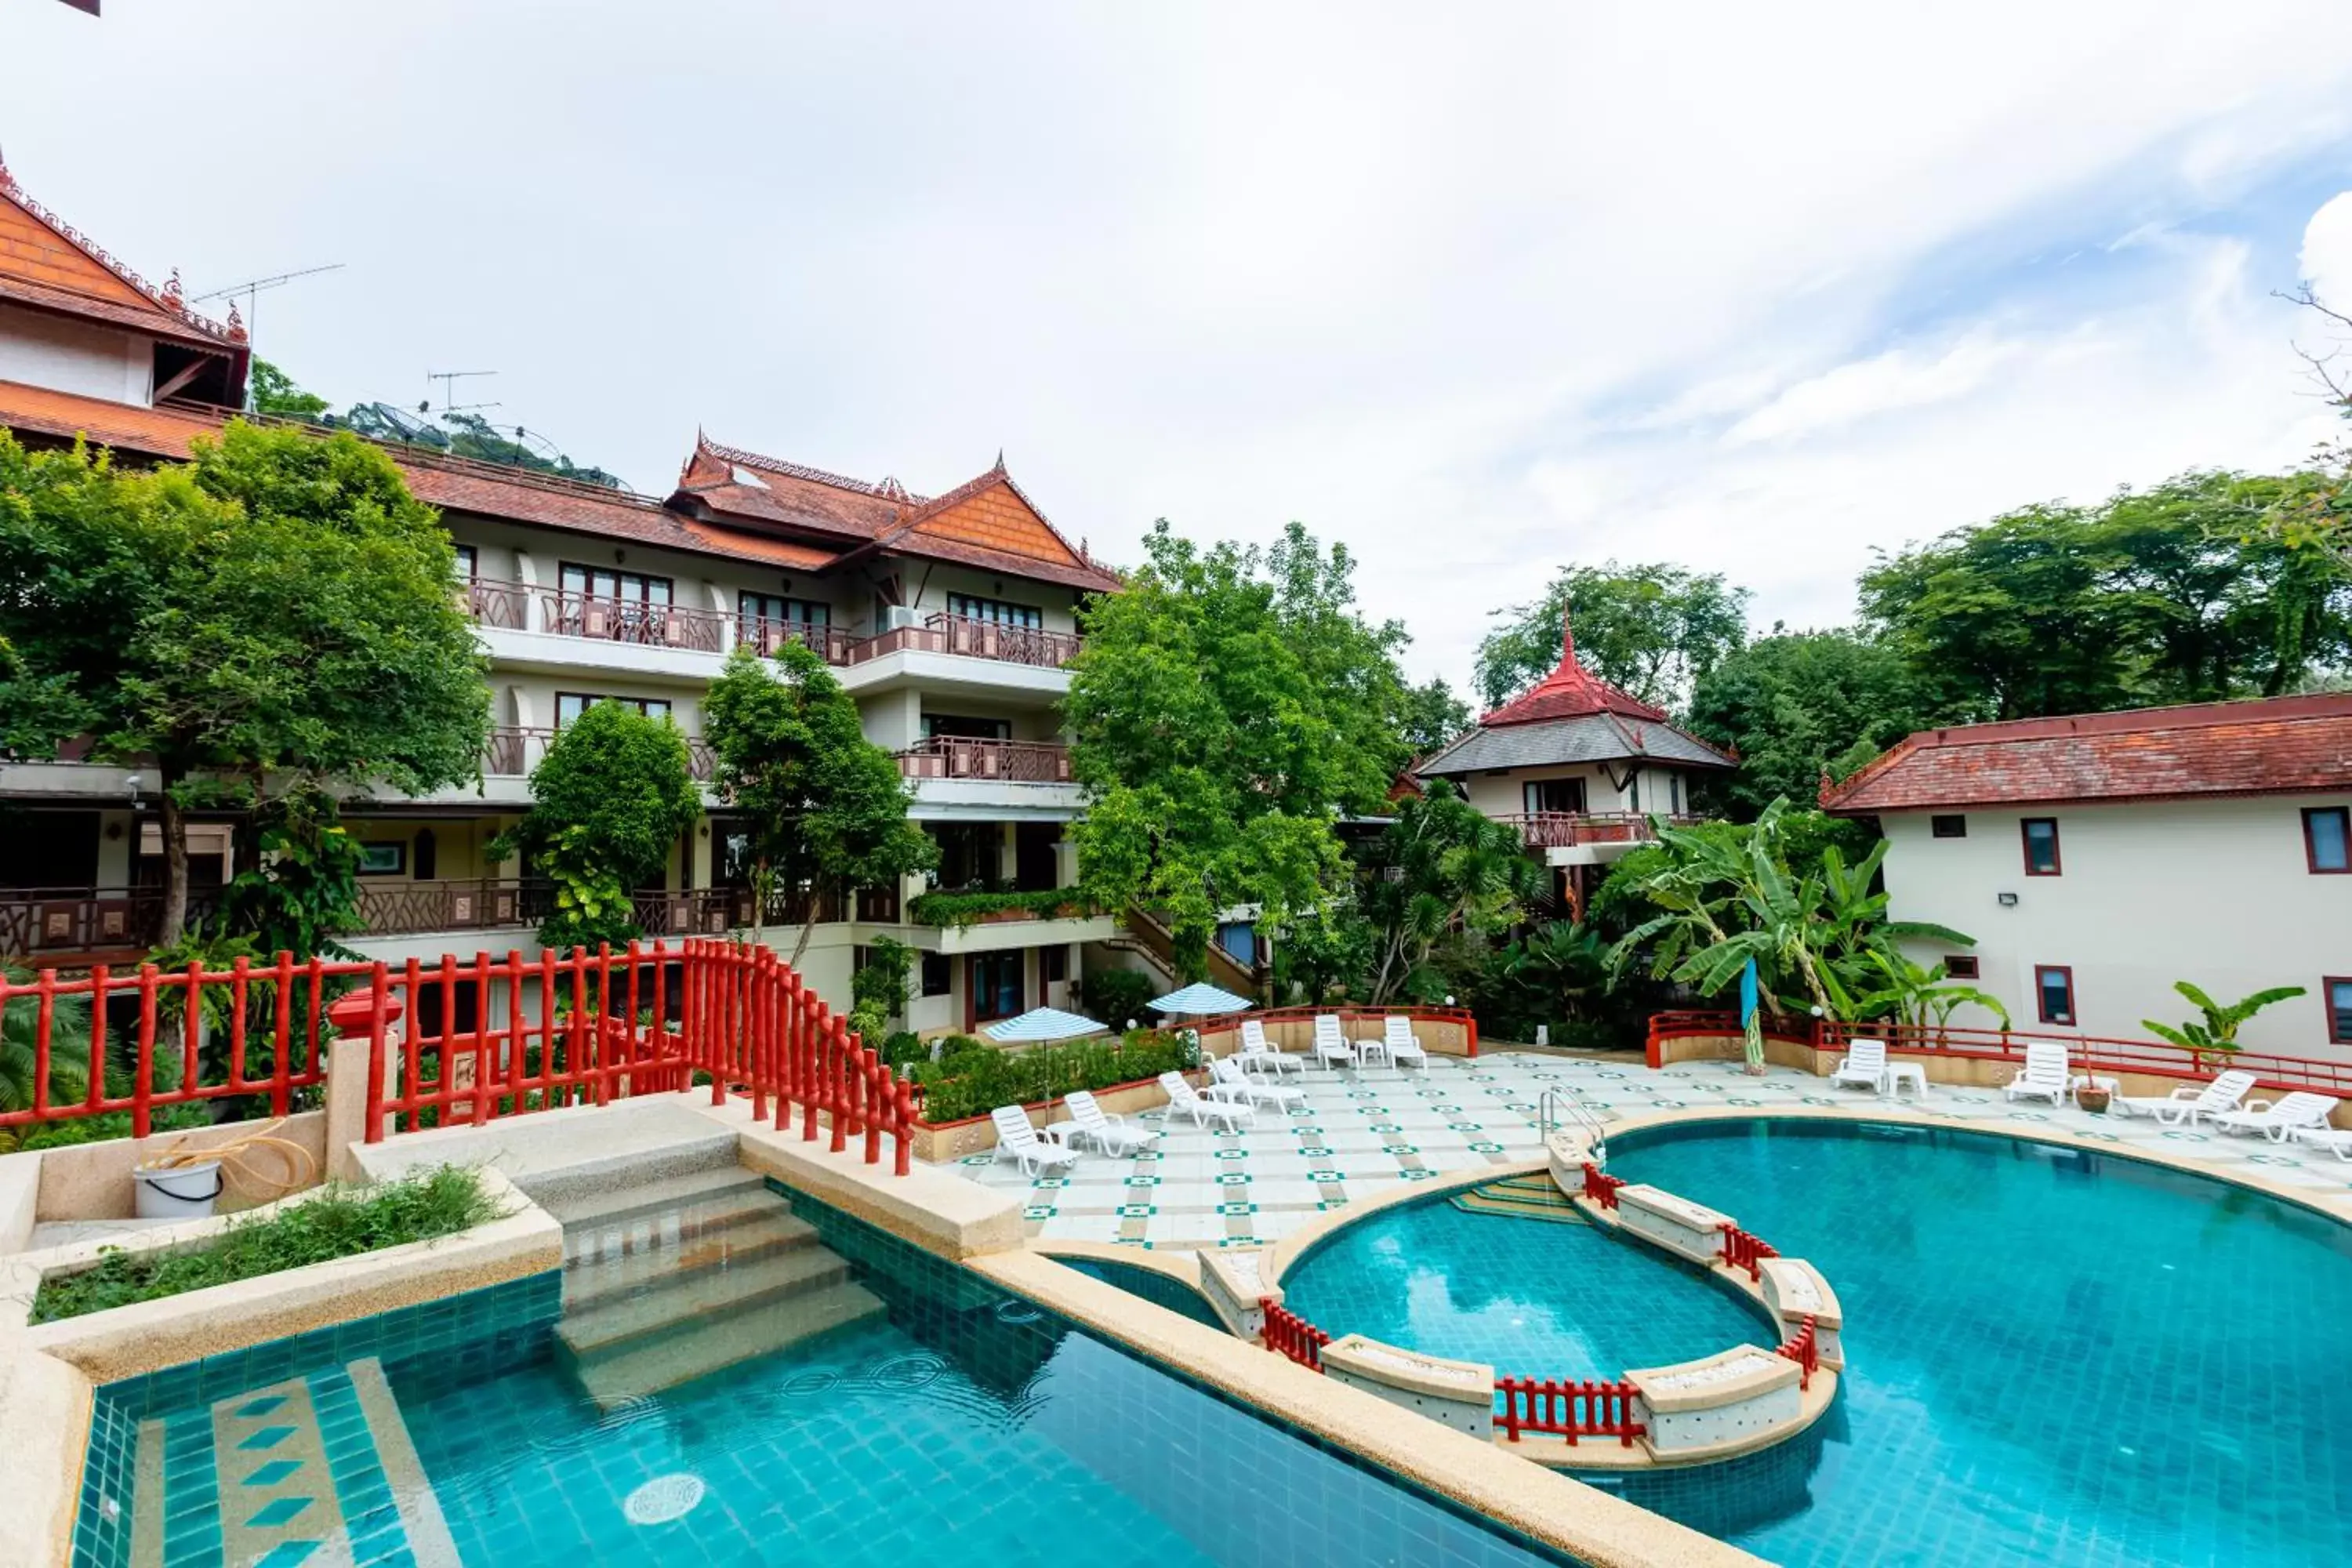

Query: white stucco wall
left=0, top=303, right=148, bottom=405
left=1454, top=763, right=1699, bottom=818
left=1877, top=796, right=2352, bottom=1058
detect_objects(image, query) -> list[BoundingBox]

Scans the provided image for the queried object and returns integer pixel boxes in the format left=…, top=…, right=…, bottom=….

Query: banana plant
left=2142, top=981, right=2307, bottom=1056
left=1845, top=949, right=2011, bottom=1040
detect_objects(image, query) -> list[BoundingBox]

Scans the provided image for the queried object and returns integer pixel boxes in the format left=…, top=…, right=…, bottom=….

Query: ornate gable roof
left=0, top=158, right=246, bottom=354
left=1479, top=610, right=1670, bottom=726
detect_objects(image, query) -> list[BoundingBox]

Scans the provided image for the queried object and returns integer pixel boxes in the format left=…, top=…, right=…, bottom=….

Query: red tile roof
left=0, top=158, right=245, bottom=354
left=1479, top=610, right=1670, bottom=726
left=0, top=376, right=217, bottom=457
left=1822, top=695, right=2352, bottom=812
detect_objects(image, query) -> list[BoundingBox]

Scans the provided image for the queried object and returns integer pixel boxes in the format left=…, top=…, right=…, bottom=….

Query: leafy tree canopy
left=1067, top=520, right=1420, bottom=975
left=248, top=359, right=329, bottom=419
left=0, top=423, right=489, bottom=942
left=1686, top=628, right=1943, bottom=820
left=493, top=702, right=699, bottom=952
left=1396, top=675, right=1472, bottom=757
left=1474, top=561, right=1750, bottom=712
left=703, top=643, right=935, bottom=962
left=1355, top=779, right=1546, bottom=1004
left=1860, top=473, right=2352, bottom=722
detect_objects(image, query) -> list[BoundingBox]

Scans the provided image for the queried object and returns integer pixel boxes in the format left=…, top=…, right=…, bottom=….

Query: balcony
left=1497, top=811, right=1704, bottom=865
left=0, top=886, right=220, bottom=961
left=895, top=737, right=1073, bottom=784
left=484, top=727, right=717, bottom=781
left=845, top=613, right=1081, bottom=670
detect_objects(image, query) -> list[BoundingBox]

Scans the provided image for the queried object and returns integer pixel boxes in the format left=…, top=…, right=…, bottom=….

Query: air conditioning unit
left=882, top=604, right=923, bottom=632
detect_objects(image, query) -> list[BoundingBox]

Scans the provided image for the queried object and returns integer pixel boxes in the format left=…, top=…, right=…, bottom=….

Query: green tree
left=493, top=702, right=699, bottom=952
left=247, top=360, right=330, bottom=419
left=1686, top=629, right=1942, bottom=819
left=1270, top=904, right=1376, bottom=1007
left=1474, top=561, right=1749, bottom=711
left=1396, top=675, right=1473, bottom=757
left=1356, top=780, right=1546, bottom=1004
left=0, top=423, right=490, bottom=944
left=1066, top=521, right=1417, bottom=976
left=702, top=643, right=935, bottom=964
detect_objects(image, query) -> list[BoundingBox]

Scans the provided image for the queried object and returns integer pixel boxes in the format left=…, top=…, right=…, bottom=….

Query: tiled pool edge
left=968, top=1247, right=1766, bottom=1568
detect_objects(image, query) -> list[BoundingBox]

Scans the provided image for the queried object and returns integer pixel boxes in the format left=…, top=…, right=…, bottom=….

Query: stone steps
left=568, top=1281, right=890, bottom=1412
left=1451, top=1174, right=1586, bottom=1225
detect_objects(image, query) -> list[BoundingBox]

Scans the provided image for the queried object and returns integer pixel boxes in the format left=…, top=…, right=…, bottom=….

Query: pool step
left=567, top=1280, right=889, bottom=1411
left=547, top=1167, right=887, bottom=1408
left=1451, top=1174, right=1586, bottom=1225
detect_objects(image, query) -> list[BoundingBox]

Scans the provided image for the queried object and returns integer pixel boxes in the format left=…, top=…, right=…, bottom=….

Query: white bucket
left=132, top=1160, right=225, bottom=1220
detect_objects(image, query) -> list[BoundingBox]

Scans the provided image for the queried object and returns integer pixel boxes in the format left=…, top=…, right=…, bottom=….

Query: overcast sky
left=9, top=2, right=2352, bottom=695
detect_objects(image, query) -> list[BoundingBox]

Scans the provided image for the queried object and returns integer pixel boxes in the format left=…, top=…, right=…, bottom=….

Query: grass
left=30, top=1166, right=506, bottom=1324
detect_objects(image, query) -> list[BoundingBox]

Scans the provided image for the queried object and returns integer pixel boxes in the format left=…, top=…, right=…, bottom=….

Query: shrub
left=906, top=887, right=1093, bottom=928
left=880, top=1030, right=927, bottom=1068
left=1080, top=967, right=1158, bottom=1028
left=909, top=1028, right=1200, bottom=1124
left=31, top=1167, right=505, bottom=1323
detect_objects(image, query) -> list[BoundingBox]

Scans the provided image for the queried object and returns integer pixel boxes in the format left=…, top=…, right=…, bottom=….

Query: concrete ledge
left=352, top=1095, right=735, bottom=1198
left=1198, top=1247, right=1276, bottom=1338
left=1759, top=1258, right=1844, bottom=1369
left=970, top=1247, right=1763, bottom=1568
left=14, top=1168, right=557, bottom=1384
left=1627, top=1345, right=1803, bottom=1458
left=684, top=1094, right=1024, bottom=1261
left=1614, top=1183, right=1733, bottom=1266
left=0, top=1334, right=91, bottom=1568
left=1323, top=1334, right=1494, bottom=1438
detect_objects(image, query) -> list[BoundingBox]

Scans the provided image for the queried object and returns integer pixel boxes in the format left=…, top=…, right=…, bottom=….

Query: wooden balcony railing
left=537, top=586, right=735, bottom=653
left=1499, top=811, right=1704, bottom=850
left=896, top=737, right=1073, bottom=784
left=737, top=617, right=861, bottom=666
left=353, top=879, right=552, bottom=936
left=0, top=886, right=221, bottom=958
left=485, top=727, right=716, bottom=782
left=845, top=612, right=1082, bottom=670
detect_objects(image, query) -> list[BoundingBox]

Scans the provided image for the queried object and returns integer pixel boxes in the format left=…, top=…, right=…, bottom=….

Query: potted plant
left=2074, top=1083, right=2111, bottom=1115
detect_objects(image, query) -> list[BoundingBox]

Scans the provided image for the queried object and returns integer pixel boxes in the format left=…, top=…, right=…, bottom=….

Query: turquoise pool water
left=75, top=1187, right=1587, bottom=1568
left=1279, top=1192, right=1768, bottom=1381
left=1599, top=1119, right=2352, bottom=1567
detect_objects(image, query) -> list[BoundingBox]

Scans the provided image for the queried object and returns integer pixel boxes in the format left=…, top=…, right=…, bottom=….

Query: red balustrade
left=1260, top=1299, right=1331, bottom=1371
left=1580, top=1161, right=1625, bottom=1210
left=1719, top=1221, right=1779, bottom=1281
left=1495, top=1377, right=1645, bottom=1446
left=1776, top=1314, right=1820, bottom=1390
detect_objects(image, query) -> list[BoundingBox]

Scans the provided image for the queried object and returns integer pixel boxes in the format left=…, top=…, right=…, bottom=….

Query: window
left=1944, top=955, right=1980, bottom=980
left=452, top=543, right=478, bottom=581
left=1523, top=778, right=1587, bottom=816
left=2020, top=818, right=2061, bottom=876
left=1041, top=946, right=1069, bottom=985
left=555, top=692, right=673, bottom=727
left=2328, top=978, right=2352, bottom=1047
left=2304, top=807, right=2350, bottom=874
left=1931, top=815, right=1967, bottom=839
left=971, top=952, right=1024, bottom=1025
left=920, top=951, right=952, bottom=998
left=2034, top=965, right=2075, bottom=1025
left=924, top=714, right=1013, bottom=741
left=560, top=563, right=673, bottom=606
left=358, top=841, right=407, bottom=877
left=1627, top=773, right=1640, bottom=812
left=739, top=593, right=829, bottom=648
left=947, top=593, right=1043, bottom=629
left=1669, top=772, right=1682, bottom=815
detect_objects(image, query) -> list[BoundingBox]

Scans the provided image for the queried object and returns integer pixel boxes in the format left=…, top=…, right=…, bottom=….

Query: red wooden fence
left=1580, top=1160, right=1625, bottom=1210
left=1494, top=1377, right=1645, bottom=1446
left=1260, top=1299, right=1332, bottom=1371
left=1719, top=1221, right=1779, bottom=1282
left=1776, top=1315, right=1820, bottom=1390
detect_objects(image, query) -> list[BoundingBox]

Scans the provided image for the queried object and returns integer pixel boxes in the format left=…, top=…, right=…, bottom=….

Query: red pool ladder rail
left=1580, top=1161, right=1625, bottom=1210
left=1259, top=1299, right=1331, bottom=1371
left=1495, top=1377, right=1645, bottom=1446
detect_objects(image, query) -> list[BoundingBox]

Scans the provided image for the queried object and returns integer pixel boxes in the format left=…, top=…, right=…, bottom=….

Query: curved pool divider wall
left=1321, top=1337, right=1495, bottom=1439
left=0, top=1166, right=561, bottom=1568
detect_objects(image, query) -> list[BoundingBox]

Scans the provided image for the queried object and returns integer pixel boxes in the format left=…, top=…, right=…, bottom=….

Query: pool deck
left=946, top=1051, right=2352, bottom=1248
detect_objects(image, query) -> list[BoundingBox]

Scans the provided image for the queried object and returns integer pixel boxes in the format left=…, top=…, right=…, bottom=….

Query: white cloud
left=4, top=1, right=2352, bottom=694
left=2299, top=191, right=2352, bottom=310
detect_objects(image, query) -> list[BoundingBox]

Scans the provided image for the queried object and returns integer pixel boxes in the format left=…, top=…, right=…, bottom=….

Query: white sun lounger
left=2209, top=1091, right=2338, bottom=1143
left=2289, top=1122, right=2352, bottom=1161
left=1239, top=1018, right=1305, bottom=1076
left=1160, top=1071, right=1255, bottom=1131
left=992, top=1105, right=1082, bottom=1177
left=1312, top=1014, right=1356, bottom=1071
left=2112, top=1069, right=2258, bottom=1127
left=1381, top=1015, right=1429, bottom=1070
left=1061, top=1089, right=1159, bottom=1157
left=1210, top=1054, right=1308, bottom=1109
left=1830, top=1037, right=1889, bottom=1094
left=2002, top=1042, right=2071, bottom=1107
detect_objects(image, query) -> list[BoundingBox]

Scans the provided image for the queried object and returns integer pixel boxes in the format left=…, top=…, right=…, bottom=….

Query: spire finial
left=1559, top=601, right=1577, bottom=664
left=994, top=447, right=1007, bottom=473
left=161, top=267, right=184, bottom=310
left=225, top=300, right=246, bottom=343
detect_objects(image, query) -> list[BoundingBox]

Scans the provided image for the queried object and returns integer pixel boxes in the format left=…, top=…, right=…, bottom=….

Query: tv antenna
left=422, top=369, right=499, bottom=417
left=190, top=263, right=344, bottom=339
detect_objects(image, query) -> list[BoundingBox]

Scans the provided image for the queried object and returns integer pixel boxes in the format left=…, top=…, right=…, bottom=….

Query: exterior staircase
left=1450, top=1172, right=1588, bottom=1224
left=543, top=1166, right=887, bottom=1410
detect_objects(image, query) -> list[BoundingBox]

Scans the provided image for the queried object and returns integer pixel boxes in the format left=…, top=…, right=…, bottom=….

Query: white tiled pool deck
left=943, top=1051, right=2352, bottom=1249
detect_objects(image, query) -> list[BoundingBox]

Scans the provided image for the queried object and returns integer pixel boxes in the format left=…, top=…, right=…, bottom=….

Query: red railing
left=844, top=612, right=1083, bottom=670
left=1719, top=1221, right=1779, bottom=1282
left=1495, top=1377, right=1645, bottom=1446
left=1497, top=812, right=1703, bottom=851
left=896, top=736, right=1073, bottom=783
left=1776, top=1315, right=1820, bottom=1390
left=1647, top=1009, right=2352, bottom=1096
left=535, top=586, right=735, bottom=654
left=1260, top=1299, right=1331, bottom=1371
left=2, top=940, right=919, bottom=1174
left=1581, top=1160, right=1625, bottom=1210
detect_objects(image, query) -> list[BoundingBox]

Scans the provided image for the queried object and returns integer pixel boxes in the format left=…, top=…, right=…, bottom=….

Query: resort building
left=0, top=156, right=1162, bottom=1029
left=1415, top=611, right=1733, bottom=912
left=1821, top=693, right=2352, bottom=1058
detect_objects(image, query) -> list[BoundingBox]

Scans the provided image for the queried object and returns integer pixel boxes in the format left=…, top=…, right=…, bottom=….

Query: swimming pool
left=1598, top=1118, right=2352, bottom=1567
left=73, top=1186, right=1588, bottom=1568
left=1278, top=1189, right=1769, bottom=1382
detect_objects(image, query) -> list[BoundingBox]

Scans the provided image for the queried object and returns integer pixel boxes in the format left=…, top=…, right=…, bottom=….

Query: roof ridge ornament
left=160, top=267, right=184, bottom=310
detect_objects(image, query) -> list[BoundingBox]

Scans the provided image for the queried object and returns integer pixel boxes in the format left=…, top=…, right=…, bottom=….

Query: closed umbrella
left=1147, top=983, right=1254, bottom=1016
left=982, top=1007, right=1109, bottom=1044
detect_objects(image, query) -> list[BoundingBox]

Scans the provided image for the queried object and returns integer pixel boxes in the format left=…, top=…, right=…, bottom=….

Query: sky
left=7, top=2, right=2352, bottom=696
